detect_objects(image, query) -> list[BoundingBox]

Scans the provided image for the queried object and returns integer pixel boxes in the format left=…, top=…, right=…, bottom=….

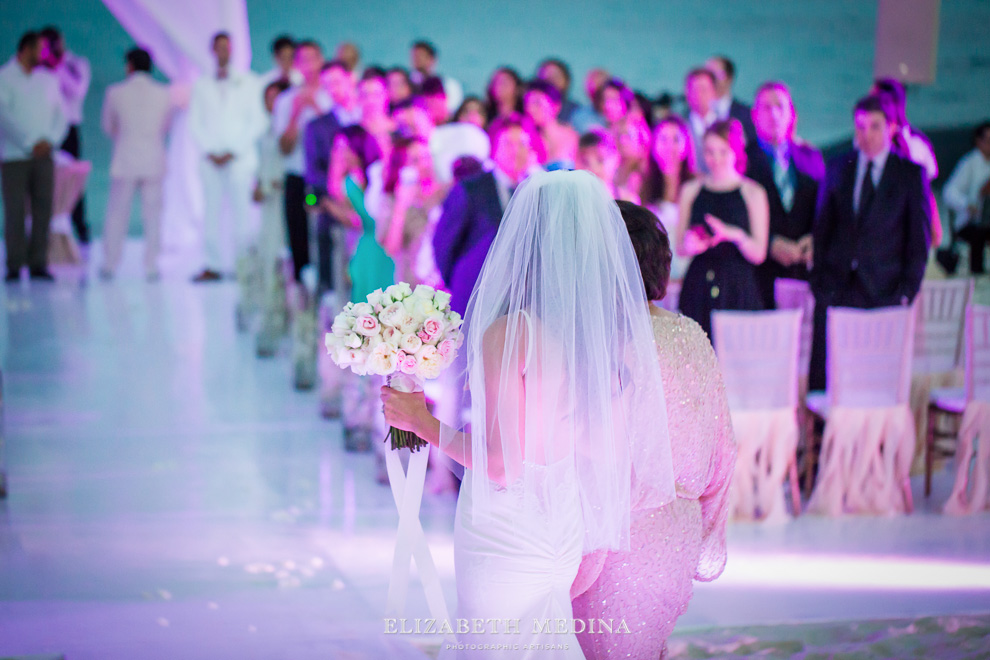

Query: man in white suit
left=188, top=32, right=265, bottom=282
left=99, top=48, right=173, bottom=280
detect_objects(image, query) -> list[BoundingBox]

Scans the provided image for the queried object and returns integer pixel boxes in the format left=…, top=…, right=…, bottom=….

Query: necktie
left=859, top=160, right=876, bottom=218
left=774, top=155, right=794, bottom=213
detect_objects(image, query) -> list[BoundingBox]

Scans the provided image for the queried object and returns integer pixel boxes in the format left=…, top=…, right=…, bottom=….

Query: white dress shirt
left=0, top=58, right=67, bottom=161
left=902, top=126, right=938, bottom=181
left=271, top=85, right=332, bottom=175
left=189, top=69, right=266, bottom=170
left=943, top=149, right=990, bottom=228
left=101, top=72, right=173, bottom=179
left=52, top=51, right=91, bottom=125
left=853, top=146, right=890, bottom=214
left=713, top=93, right=732, bottom=121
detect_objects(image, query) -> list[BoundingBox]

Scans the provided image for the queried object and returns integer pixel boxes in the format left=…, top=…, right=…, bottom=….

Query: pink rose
left=398, top=351, right=419, bottom=375
left=354, top=315, right=381, bottom=337
left=437, top=338, right=457, bottom=361
left=420, top=317, right=444, bottom=343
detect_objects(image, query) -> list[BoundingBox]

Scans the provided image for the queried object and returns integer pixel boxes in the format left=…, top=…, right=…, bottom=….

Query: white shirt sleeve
left=943, top=151, right=976, bottom=217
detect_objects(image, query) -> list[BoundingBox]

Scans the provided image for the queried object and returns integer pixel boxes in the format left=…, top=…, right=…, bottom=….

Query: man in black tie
left=809, top=95, right=931, bottom=391
left=746, top=81, right=825, bottom=308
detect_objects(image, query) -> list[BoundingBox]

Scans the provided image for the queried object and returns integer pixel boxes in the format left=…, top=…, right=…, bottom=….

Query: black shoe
left=5, top=269, right=19, bottom=283
left=192, top=269, right=222, bottom=283
left=29, top=268, right=55, bottom=282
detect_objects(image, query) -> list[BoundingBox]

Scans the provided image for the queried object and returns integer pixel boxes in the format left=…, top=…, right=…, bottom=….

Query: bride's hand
left=381, top=387, right=430, bottom=436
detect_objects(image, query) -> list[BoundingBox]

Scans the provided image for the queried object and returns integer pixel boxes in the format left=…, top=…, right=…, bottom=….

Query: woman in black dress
left=677, top=119, right=769, bottom=337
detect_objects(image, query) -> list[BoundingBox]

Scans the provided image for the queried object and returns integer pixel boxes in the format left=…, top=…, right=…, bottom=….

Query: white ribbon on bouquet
left=383, top=373, right=452, bottom=636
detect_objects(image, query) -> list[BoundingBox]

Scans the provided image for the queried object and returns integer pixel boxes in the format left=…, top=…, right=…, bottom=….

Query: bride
left=381, top=169, right=676, bottom=658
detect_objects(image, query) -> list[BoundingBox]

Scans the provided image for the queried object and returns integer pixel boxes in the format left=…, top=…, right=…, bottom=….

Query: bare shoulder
left=740, top=177, right=768, bottom=201
left=680, top=178, right=703, bottom=202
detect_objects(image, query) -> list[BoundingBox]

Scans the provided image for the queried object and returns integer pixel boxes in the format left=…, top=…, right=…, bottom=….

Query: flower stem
left=387, top=426, right=429, bottom=452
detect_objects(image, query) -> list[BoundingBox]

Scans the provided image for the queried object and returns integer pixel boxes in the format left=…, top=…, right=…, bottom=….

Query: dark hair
left=452, top=156, right=484, bottom=182
left=385, top=134, right=428, bottom=194
left=39, top=26, right=61, bottom=43
left=593, top=77, right=634, bottom=115
left=578, top=128, right=616, bottom=152
left=704, top=119, right=748, bottom=173
left=338, top=124, right=382, bottom=176
left=126, top=47, right=152, bottom=73
left=616, top=200, right=671, bottom=301
left=264, top=79, right=290, bottom=100
left=525, top=79, right=562, bottom=106
left=322, top=59, right=349, bottom=74
left=712, top=55, right=736, bottom=81
left=641, top=114, right=696, bottom=206
left=974, top=121, right=990, bottom=144
left=538, top=58, right=571, bottom=88
left=361, top=66, right=387, bottom=81
left=854, top=94, right=894, bottom=124
left=411, top=40, right=437, bottom=58
left=421, top=75, right=446, bottom=97
left=17, top=32, right=40, bottom=54
left=871, top=79, right=908, bottom=127
left=271, top=35, right=295, bottom=55
left=486, top=67, right=524, bottom=120
left=391, top=96, right=427, bottom=114
left=633, top=92, right=655, bottom=128
left=454, top=95, right=487, bottom=123
left=212, top=32, right=230, bottom=48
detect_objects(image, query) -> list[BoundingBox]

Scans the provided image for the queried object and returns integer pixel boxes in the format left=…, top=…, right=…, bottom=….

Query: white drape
left=101, top=0, right=252, bottom=251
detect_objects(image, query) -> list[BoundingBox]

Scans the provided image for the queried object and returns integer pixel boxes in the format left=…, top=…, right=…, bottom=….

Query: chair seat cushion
left=931, top=387, right=966, bottom=414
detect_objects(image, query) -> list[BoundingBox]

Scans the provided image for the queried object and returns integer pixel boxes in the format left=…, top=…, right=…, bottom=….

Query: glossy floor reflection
left=1, top=243, right=988, bottom=659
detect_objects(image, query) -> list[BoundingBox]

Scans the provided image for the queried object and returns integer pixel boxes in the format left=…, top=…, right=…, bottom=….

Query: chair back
left=774, top=278, right=815, bottom=379
left=913, top=278, right=972, bottom=374
left=965, top=304, right=990, bottom=403
left=713, top=309, right=802, bottom=410
left=826, top=306, right=915, bottom=408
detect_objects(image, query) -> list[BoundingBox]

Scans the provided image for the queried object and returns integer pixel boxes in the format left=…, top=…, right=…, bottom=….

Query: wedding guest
left=273, top=40, right=331, bottom=281
left=420, top=75, right=449, bottom=126
left=594, top=77, right=634, bottom=133
left=576, top=128, right=619, bottom=196
left=572, top=200, right=735, bottom=659
left=523, top=79, right=578, bottom=170
left=381, top=134, right=446, bottom=285
left=0, top=31, right=66, bottom=282
left=335, top=41, right=361, bottom=74
left=254, top=80, right=291, bottom=357
left=189, top=32, right=266, bottom=282
left=642, top=115, right=697, bottom=280
left=386, top=66, right=413, bottom=110
left=409, top=40, right=463, bottom=113
left=706, top=55, right=757, bottom=144
left=98, top=47, right=174, bottom=280
left=358, top=70, right=395, bottom=161
left=485, top=67, right=524, bottom=126
left=685, top=67, right=719, bottom=173
left=453, top=96, right=487, bottom=129
left=809, top=95, right=931, bottom=391
left=39, top=26, right=91, bottom=246
left=746, top=81, right=825, bottom=308
left=944, top=122, right=990, bottom=273
left=677, top=119, right=768, bottom=337
left=584, top=68, right=609, bottom=117
left=434, top=114, right=535, bottom=316
left=536, top=57, right=602, bottom=133
left=260, top=34, right=299, bottom=87
left=614, top=116, right=651, bottom=203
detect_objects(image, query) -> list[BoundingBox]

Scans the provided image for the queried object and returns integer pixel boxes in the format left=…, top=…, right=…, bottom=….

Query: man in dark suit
left=706, top=55, right=757, bottom=145
left=434, top=115, right=534, bottom=316
left=746, top=81, right=825, bottom=308
left=809, top=95, right=931, bottom=391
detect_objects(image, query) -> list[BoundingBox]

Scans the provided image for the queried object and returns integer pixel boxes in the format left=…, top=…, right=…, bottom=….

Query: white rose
left=433, top=290, right=452, bottom=311
left=331, top=313, right=354, bottom=336
left=383, top=326, right=402, bottom=346
left=400, top=332, right=423, bottom=354
left=366, top=289, right=385, bottom=308
left=413, top=284, right=436, bottom=300
left=332, top=345, right=352, bottom=366
left=366, top=341, right=399, bottom=375
left=380, top=302, right=410, bottom=328
left=415, top=345, right=444, bottom=379
left=385, top=282, right=412, bottom=301
left=343, top=333, right=362, bottom=349
left=352, top=302, right=374, bottom=316
left=354, top=315, right=381, bottom=337
left=366, top=334, right=383, bottom=351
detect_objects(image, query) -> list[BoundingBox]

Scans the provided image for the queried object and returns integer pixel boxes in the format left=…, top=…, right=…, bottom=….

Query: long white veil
left=443, top=169, right=675, bottom=552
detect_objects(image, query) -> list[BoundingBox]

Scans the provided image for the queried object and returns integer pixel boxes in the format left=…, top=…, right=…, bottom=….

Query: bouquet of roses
left=325, top=282, right=464, bottom=451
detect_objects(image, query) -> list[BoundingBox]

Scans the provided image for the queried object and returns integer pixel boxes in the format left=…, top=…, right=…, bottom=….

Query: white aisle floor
left=1, top=241, right=989, bottom=660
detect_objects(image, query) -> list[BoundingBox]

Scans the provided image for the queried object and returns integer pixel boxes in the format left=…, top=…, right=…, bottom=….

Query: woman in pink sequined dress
left=571, top=201, right=736, bottom=659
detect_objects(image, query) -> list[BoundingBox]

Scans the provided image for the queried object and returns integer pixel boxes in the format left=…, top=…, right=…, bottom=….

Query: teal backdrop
left=2, top=0, right=989, bottom=237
